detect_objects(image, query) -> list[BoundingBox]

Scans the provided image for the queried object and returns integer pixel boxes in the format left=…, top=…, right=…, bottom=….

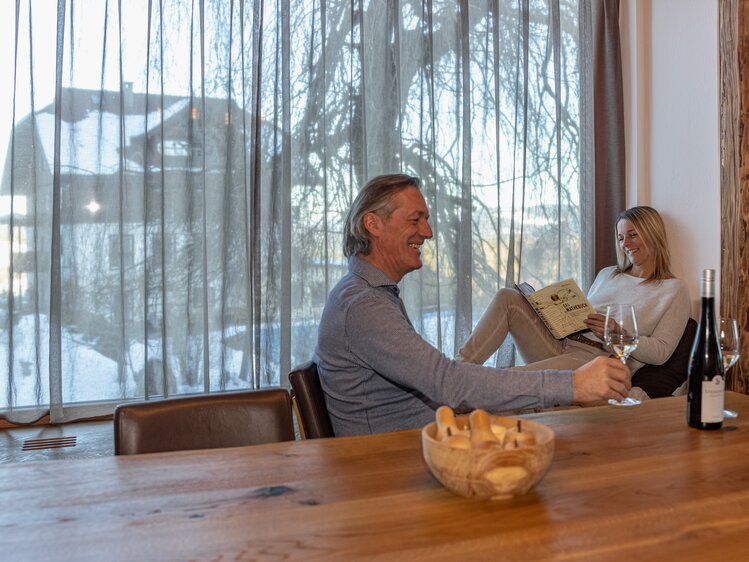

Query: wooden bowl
left=421, top=414, right=555, bottom=500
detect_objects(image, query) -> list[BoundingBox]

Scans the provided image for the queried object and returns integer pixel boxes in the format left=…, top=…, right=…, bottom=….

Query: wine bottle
left=687, top=269, right=725, bottom=430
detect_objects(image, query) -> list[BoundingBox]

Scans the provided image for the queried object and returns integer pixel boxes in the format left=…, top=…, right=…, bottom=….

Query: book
left=515, top=278, right=596, bottom=340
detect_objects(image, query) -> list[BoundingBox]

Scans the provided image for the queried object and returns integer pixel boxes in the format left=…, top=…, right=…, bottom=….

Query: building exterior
left=0, top=86, right=263, bottom=395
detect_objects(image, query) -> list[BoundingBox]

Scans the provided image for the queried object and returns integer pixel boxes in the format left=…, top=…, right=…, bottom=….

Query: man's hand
left=572, top=356, right=631, bottom=404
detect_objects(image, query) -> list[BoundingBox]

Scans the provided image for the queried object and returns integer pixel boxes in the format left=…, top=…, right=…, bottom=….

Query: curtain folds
left=582, top=0, right=625, bottom=280
left=0, top=0, right=622, bottom=424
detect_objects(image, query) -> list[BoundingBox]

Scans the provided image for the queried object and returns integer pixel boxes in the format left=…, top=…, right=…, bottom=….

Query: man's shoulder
left=349, top=255, right=397, bottom=288
left=330, top=271, right=393, bottom=310
left=320, top=272, right=401, bottom=345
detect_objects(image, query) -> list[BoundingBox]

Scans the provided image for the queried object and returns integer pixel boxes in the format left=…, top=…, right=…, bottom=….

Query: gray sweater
left=314, top=256, right=573, bottom=436
left=585, top=266, right=691, bottom=370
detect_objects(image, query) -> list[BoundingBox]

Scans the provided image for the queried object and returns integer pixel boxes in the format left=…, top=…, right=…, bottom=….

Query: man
left=314, top=174, right=630, bottom=436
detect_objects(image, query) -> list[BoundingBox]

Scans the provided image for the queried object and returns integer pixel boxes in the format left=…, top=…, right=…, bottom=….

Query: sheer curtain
left=0, top=0, right=623, bottom=424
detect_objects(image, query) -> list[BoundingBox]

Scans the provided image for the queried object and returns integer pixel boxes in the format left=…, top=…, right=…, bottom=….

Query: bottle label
left=701, top=375, right=725, bottom=424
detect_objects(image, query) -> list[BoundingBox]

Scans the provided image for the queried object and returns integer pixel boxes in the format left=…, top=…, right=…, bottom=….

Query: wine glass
left=604, top=304, right=641, bottom=406
left=720, top=318, right=740, bottom=371
left=720, top=317, right=740, bottom=419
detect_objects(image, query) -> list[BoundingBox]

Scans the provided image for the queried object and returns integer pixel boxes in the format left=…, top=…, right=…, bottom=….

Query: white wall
left=620, top=0, right=720, bottom=317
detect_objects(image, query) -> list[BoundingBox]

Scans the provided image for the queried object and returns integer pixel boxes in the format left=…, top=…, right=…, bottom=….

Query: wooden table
left=3, top=393, right=749, bottom=561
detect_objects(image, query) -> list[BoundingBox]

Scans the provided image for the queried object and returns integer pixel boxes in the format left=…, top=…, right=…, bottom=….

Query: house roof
left=10, top=86, right=241, bottom=178
left=35, top=97, right=190, bottom=175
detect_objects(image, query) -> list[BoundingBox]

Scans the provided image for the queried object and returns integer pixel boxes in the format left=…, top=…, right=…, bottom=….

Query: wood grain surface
left=3, top=394, right=749, bottom=561
left=720, top=0, right=749, bottom=393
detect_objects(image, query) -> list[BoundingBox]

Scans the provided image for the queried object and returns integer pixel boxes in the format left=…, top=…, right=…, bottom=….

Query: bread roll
left=435, top=405, right=460, bottom=441
left=469, top=409, right=500, bottom=449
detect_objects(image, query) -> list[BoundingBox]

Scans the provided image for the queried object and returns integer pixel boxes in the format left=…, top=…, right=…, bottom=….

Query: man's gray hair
left=343, top=174, right=422, bottom=258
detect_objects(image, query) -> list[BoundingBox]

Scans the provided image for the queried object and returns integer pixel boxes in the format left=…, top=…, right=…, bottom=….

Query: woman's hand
left=584, top=312, right=632, bottom=339
left=583, top=313, right=608, bottom=339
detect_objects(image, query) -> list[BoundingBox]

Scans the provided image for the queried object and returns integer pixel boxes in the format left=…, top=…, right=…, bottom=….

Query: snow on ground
left=1, top=314, right=251, bottom=409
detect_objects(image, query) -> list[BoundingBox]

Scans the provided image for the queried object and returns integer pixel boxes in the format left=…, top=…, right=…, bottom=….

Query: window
left=161, top=140, right=190, bottom=158
left=0, top=1, right=600, bottom=420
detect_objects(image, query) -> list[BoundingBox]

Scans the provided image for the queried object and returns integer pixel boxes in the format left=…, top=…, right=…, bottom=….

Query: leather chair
left=632, top=317, right=698, bottom=398
left=114, top=388, right=295, bottom=455
left=288, top=362, right=334, bottom=439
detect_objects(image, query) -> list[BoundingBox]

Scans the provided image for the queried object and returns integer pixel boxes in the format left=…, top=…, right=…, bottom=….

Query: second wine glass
left=604, top=304, right=641, bottom=406
left=720, top=317, right=740, bottom=419
left=719, top=317, right=740, bottom=371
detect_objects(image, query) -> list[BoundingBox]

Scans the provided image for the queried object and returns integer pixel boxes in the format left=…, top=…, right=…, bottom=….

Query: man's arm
left=347, top=291, right=632, bottom=409
left=345, top=293, right=574, bottom=412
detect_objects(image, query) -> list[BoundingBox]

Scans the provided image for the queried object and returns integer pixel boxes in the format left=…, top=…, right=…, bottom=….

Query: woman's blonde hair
left=614, top=206, right=673, bottom=282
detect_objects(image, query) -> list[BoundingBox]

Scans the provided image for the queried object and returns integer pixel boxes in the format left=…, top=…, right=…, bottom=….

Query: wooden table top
left=3, top=393, right=749, bottom=561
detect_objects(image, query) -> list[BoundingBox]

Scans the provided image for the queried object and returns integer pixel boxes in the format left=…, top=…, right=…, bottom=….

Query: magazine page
left=524, top=279, right=596, bottom=339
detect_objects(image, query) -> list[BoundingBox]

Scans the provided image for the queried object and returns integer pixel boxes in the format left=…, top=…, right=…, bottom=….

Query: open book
left=515, top=278, right=596, bottom=340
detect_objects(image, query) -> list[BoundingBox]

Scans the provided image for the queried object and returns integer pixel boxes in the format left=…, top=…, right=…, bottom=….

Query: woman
left=457, top=206, right=690, bottom=397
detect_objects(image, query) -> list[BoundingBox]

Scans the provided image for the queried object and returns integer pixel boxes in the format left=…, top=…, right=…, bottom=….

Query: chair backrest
left=632, top=317, right=698, bottom=398
left=288, top=361, right=334, bottom=439
left=113, top=388, right=295, bottom=455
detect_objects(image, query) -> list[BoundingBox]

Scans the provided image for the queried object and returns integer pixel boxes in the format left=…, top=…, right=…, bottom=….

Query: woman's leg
left=511, top=343, right=601, bottom=371
left=457, top=288, right=564, bottom=365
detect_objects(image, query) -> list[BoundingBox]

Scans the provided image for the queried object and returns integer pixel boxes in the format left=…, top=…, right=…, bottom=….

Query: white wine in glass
left=719, top=317, right=740, bottom=371
left=609, top=340, right=639, bottom=364
left=720, top=318, right=740, bottom=419
left=604, top=304, right=640, bottom=406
